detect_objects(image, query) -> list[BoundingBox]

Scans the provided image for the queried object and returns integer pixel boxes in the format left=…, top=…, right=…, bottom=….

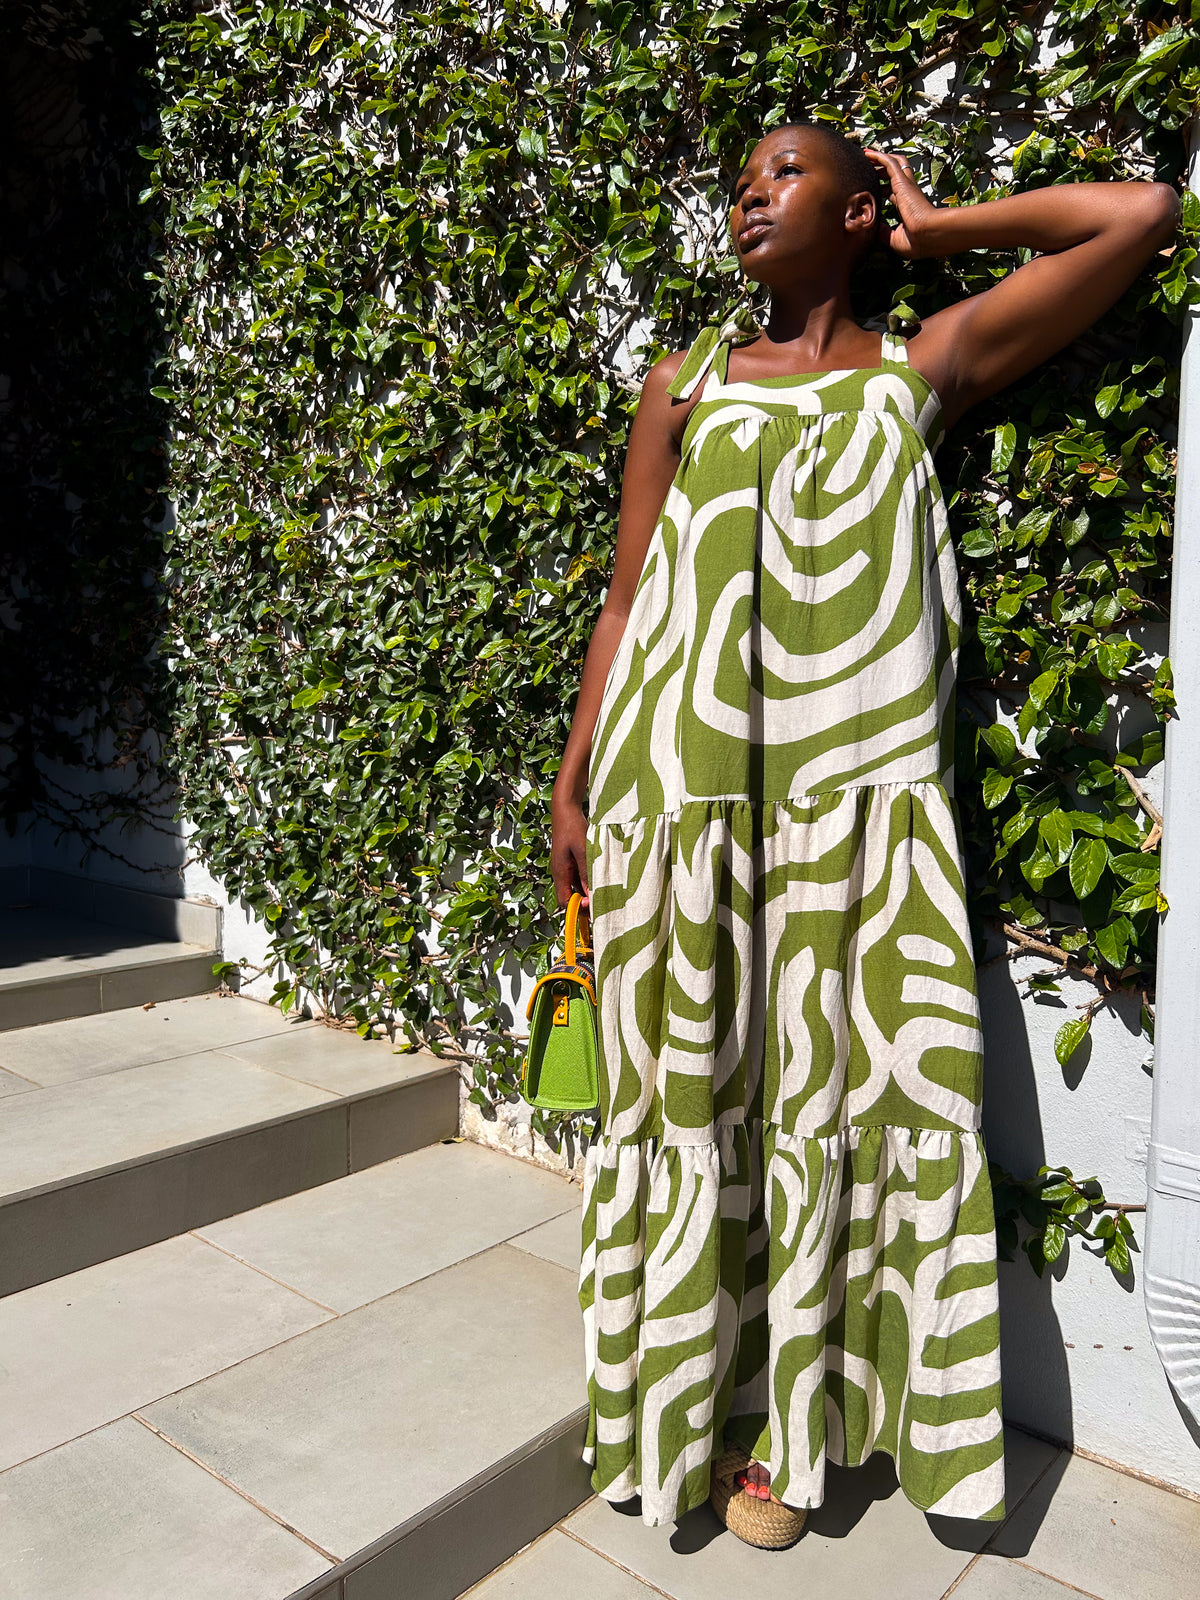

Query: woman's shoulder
left=647, top=344, right=691, bottom=390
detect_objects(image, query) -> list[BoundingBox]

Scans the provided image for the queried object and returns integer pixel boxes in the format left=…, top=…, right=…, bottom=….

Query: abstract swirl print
left=578, top=315, right=1006, bottom=1528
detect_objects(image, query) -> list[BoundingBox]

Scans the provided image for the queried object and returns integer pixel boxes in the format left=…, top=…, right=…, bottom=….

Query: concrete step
left=0, top=993, right=459, bottom=1295
left=0, top=1140, right=590, bottom=1600
left=0, top=868, right=224, bottom=1031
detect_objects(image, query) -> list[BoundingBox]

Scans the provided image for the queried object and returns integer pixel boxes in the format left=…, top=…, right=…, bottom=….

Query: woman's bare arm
left=864, top=150, right=1182, bottom=431
left=549, top=351, right=687, bottom=905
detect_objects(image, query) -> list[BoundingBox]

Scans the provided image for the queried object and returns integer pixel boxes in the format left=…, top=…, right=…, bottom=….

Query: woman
left=550, top=119, right=1179, bottom=1547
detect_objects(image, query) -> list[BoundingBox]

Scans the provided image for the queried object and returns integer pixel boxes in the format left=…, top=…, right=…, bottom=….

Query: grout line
left=932, top=1429, right=1075, bottom=1600
left=2, top=1411, right=157, bottom=1475
left=130, top=1411, right=341, bottom=1563
left=453, top=1524, right=564, bottom=1595
left=937, top=1553, right=985, bottom=1598
left=558, top=1523, right=680, bottom=1599
left=210, top=1044, right=454, bottom=1104
left=99, top=1242, right=577, bottom=1435
left=1006, top=1560, right=1109, bottom=1600
left=992, top=1422, right=1199, bottom=1503
left=206, top=1048, right=344, bottom=1100
left=187, top=1232, right=343, bottom=1316
left=0, top=1295, right=346, bottom=1477
left=0, top=1065, right=43, bottom=1088
left=1066, top=1441, right=1200, bottom=1502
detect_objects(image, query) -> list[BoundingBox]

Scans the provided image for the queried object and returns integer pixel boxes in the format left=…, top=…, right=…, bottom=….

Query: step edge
left=0, top=946, right=221, bottom=997
left=284, top=1404, right=591, bottom=1600
left=0, top=1061, right=459, bottom=1207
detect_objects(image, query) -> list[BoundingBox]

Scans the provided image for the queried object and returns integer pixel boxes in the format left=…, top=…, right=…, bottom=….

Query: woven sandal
left=709, top=1440, right=807, bottom=1551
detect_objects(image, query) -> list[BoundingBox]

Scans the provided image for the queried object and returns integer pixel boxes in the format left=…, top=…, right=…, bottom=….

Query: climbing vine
left=14, top=0, right=1198, bottom=1285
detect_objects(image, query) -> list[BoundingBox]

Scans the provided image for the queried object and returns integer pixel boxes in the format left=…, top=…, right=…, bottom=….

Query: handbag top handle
left=564, top=889, right=591, bottom=963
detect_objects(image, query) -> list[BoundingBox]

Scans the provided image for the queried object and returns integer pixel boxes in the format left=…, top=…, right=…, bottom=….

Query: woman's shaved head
left=733, top=121, right=884, bottom=270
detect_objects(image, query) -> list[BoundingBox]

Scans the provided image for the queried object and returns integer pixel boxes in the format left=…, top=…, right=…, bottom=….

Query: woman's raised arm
left=864, top=147, right=1182, bottom=431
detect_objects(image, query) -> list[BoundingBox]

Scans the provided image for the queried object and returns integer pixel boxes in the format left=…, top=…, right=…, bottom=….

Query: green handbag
left=520, top=890, right=599, bottom=1112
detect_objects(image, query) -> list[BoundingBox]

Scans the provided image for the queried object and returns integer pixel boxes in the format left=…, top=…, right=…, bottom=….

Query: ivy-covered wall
left=142, top=0, right=1193, bottom=1255
left=7, top=0, right=1200, bottom=1489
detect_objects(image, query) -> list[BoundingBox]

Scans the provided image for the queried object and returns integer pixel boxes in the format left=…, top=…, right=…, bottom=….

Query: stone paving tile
left=0, top=1416, right=332, bottom=1600
left=216, top=1027, right=444, bottom=1096
left=0, top=1067, right=34, bottom=1097
left=141, top=1243, right=587, bottom=1560
left=0, top=1052, right=336, bottom=1197
left=465, top=1528, right=657, bottom=1597
left=563, top=1426, right=1061, bottom=1600
left=953, top=1555, right=1098, bottom=1599
left=0, top=1233, right=332, bottom=1471
left=988, top=1450, right=1200, bottom=1600
left=509, top=1204, right=583, bottom=1272
left=0, top=992, right=315, bottom=1087
left=197, top=1141, right=580, bottom=1311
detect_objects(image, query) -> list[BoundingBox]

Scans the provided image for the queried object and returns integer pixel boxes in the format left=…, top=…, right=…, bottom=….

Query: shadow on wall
left=977, top=947, right=1074, bottom=1453
left=0, top=10, right=184, bottom=890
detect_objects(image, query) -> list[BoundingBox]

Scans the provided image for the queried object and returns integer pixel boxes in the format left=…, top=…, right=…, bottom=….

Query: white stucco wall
left=981, top=947, right=1200, bottom=1493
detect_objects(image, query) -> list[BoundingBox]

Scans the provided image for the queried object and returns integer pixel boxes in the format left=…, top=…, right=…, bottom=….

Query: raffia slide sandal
left=708, top=1440, right=808, bottom=1550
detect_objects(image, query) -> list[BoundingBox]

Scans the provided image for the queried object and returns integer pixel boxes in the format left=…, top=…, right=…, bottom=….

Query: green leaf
left=1096, top=640, right=1134, bottom=679
left=1094, top=916, right=1132, bottom=969
left=1106, top=1230, right=1131, bottom=1275
left=1038, top=810, right=1074, bottom=865
left=1061, top=509, right=1090, bottom=548
left=1042, top=1221, right=1067, bottom=1263
left=1021, top=849, right=1057, bottom=890
left=981, top=723, right=1017, bottom=766
left=1114, top=65, right=1154, bottom=111
left=1109, top=852, right=1158, bottom=885
left=1092, top=593, right=1121, bottom=627
left=961, top=526, right=996, bottom=558
left=1038, top=63, right=1086, bottom=99
left=1003, top=808, right=1035, bottom=846
left=517, top=127, right=547, bottom=161
left=1027, top=668, right=1060, bottom=711
left=1054, top=1014, right=1091, bottom=1068
left=1110, top=883, right=1158, bottom=915
left=992, top=422, right=1017, bottom=474
left=1068, top=835, right=1108, bottom=899
left=982, top=769, right=1013, bottom=808
left=1135, top=23, right=1189, bottom=66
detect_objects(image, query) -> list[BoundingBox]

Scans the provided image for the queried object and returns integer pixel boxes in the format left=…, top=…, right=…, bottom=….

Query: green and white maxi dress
left=579, top=315, right=1006, bottom=1528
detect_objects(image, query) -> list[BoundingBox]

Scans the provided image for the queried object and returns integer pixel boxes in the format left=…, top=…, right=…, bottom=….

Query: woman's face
left=728, top=127, right=872, bottom=287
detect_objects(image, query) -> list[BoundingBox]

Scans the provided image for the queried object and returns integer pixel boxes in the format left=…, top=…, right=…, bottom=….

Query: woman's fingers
left=863, top=145, right=920, bottom=184
left=551, top=800, right=591, bottom=909
left=861, top=147, right=935, bottom=258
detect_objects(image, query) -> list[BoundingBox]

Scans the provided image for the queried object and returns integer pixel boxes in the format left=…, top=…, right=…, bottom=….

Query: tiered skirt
left=580, top=782, right=1006, bottom=1527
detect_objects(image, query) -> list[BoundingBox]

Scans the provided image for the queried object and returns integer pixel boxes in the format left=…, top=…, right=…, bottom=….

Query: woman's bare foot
left=734, top=1461, right=773, bottom=1500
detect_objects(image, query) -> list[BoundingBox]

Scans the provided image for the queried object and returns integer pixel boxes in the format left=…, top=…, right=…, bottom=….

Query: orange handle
left=564, top=889, right=591, bottom=963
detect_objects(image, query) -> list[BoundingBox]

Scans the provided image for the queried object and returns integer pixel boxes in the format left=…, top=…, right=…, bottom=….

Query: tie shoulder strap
left=880, top=326, right=911, bottom=366
left=664, top=313, right=755, bottom=400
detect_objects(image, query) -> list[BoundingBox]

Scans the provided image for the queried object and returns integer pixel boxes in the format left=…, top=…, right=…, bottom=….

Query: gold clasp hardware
left=552, top=981, right=571, bottom=1026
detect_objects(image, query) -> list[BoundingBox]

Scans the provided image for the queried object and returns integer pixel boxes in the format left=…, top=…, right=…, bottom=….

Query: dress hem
left=586, top=1443, right=1008, bottom=1527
